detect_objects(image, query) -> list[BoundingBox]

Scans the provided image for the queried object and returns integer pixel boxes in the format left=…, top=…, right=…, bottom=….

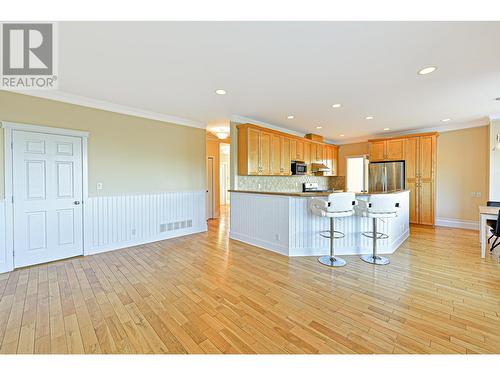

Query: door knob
left=74, top=201, right=81, bottom=205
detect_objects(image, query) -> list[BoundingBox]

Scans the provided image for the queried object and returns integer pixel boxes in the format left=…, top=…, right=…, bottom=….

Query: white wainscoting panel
left=230, top=192, right=290, bottom=255
left=84, top=190, right=207, bottom=255
left=0, top=200, right=7, bottom=273
left=230, top=191, right=410, bottom=257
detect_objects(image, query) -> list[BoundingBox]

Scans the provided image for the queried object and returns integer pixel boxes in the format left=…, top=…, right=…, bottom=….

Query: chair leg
left=360, top=217, right=390, bottom=265
left=488, top=233, right=494, bottom=243
left=318, top=217, right=346, bottom=267
left=491, top=236, right=499, bottom=252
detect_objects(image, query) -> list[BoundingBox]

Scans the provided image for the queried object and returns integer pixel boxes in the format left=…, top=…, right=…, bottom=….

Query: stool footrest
left=362, top=231, right=389, bottom=240
left=319, top=230, right=345, bottom=239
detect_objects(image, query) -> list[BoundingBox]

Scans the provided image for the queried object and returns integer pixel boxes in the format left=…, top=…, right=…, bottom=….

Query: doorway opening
left=220, top=143, right=230, bottom=209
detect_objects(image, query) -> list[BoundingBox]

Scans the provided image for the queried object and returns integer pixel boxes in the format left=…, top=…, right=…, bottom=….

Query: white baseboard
left=229, top=232, right=289, bottom=256
left=435, top=217, right=479, bottom=231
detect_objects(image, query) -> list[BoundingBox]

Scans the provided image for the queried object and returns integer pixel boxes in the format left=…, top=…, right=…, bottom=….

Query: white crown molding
left=230, top=115, right=337, bottom=144
left=334, top=117, right=491, bottom=145
left=1, top=121, right=90, bottom=137
left=4, top=90, right=206, bottom=129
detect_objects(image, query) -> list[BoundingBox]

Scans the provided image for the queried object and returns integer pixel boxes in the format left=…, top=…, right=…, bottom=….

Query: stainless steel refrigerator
left=369, top=161, right=405, bottom=193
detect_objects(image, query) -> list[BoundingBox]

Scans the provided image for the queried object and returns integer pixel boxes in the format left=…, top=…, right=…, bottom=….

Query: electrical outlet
left=131, top=229, right=136, bottom=236
left=275, top=233, right=280, bottom=241
left=258, top=183, right=261, bottom=189
left=471, top=192, right=482, bottom=198
left=96, top=182, right=103, bottom=190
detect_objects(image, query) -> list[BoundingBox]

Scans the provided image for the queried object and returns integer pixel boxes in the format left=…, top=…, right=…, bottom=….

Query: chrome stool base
left=360, top=254, right=390, bottom=265
left=318, top=255, right=346, bottom=267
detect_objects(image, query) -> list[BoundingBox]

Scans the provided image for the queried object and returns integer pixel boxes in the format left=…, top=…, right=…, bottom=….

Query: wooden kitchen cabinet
left=369, top=139, right=404, bottom=161
left=296, top=141, right=304, bottom=161
left=369, top=141, right=386, bottom=162
left=270, top=134, right=291, bottom=176
left=323, top=145, right=338, bottom=176
left=404, top=134, right=437, bottom=225
left=270, top=134, right=282, bottom=175
left=386, top=139, right=405, bottom=160
left=238, top=126, right=271, bottom=175
left=290, top=139, right=297, bottom=161
left=237, top=123, right=337, bottom=177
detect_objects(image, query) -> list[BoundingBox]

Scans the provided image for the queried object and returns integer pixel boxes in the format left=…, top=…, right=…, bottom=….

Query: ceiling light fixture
left=418, top=66, right=437, bottom=75
left=332, top=104, right=342, bottom=108
left=383, top=128, right=390, bottom=131
left=316, top=126, right=323, bottom=129
left=339, top=134, right=345, bottom=137
left=216, top=132, right=229, bottom=140
left=215, top=89, right=227, bottom=95
left=287, top=115, right=294, bottom=120
left=365, top=116, right=374, bottom=120
left=441, top=118, right=451, bottom=122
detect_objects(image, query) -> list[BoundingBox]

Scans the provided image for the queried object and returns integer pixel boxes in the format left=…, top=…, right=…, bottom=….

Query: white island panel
left=230, top=191, right=409, bottom=257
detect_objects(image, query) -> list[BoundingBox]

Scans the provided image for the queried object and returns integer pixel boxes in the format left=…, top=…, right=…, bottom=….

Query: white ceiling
left=33, top=22, right=500, bottom=142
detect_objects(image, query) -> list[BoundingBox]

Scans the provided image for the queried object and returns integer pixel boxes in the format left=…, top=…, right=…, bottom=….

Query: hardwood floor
left=1, top=206, right=499, bottom=354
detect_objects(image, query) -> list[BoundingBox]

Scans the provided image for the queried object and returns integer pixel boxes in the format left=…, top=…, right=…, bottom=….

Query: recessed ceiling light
left=316, top=126, right=323, bottom=129
left=339, top=134, right=345, bottom=137
left=365, top=116, right=374, bottom=120
left=332, top=104, right=342, bottom=108
left=215, top=89, right=227, bottom=95
left=418, top=66, right=437, bottom=75
left=383, top=128, right=390, bottom=131
left=287, top=115, right=294, bottom=120
left=441, top=118, right=451, bottom=122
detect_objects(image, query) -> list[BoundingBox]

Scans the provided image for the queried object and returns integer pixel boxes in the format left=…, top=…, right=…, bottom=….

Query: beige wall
left=436, top=126, right=489, bottom=221
left=0, top=91, right=206, bottom=198
left=337, top=142, right=369, bottom=177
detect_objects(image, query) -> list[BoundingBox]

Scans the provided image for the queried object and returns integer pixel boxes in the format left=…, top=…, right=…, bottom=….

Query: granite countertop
left=228, top=189, right=410, bottom=197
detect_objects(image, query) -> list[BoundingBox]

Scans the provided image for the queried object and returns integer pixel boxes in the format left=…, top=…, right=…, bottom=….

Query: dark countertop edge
left=228, top=190, right=410, bottom=197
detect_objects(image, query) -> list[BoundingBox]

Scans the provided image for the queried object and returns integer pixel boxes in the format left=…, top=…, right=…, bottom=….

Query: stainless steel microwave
left=291, top=161, right=307, bottom=175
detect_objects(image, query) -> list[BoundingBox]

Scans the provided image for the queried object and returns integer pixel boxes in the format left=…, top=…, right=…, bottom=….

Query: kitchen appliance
left=291, top=161, right=307, bottom=175
left=303, top=182, right=330, bottom=193
left=310, top=163, right=330, bottom=173
left=369, top=161, right=405, bottom=193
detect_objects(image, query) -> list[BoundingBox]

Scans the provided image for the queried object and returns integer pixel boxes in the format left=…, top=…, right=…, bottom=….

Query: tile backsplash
left=237, top=175, right=345, bottom=192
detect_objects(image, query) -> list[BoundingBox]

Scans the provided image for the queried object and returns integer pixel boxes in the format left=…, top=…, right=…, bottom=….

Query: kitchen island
left=229, top=190, right=410, bottom=257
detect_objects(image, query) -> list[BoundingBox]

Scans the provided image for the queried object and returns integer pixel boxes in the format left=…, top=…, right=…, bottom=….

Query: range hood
left=310, top=163, right=330, bottom=172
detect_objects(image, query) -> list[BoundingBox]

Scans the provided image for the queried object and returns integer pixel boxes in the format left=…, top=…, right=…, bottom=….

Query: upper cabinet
left=369, top=139, right=405, bottom=161
left=237, top=124, right=338, bottom=176
left=323, top=145, right=338, bottom=176
left=238, top=126, right=271, bottom=175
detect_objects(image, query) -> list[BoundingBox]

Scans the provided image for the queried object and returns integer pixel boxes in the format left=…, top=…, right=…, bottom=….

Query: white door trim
left=1, top=121, right=89, bottom=272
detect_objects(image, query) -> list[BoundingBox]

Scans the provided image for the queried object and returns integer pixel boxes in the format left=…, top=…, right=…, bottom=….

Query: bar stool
left=356, top=194, right=400, bottom=265
left=310, top=193, right=357, bottom=267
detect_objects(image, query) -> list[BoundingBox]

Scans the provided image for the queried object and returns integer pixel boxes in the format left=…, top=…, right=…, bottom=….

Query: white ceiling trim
left=7, top=90, right=206, bottom=129
left=230, top=114, right=336, bottom=145
left=334, top=117, right=491, bottom=145
left=231, top=115, right=306, bottom=137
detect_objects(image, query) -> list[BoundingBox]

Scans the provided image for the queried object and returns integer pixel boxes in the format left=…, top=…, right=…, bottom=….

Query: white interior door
left=12, top=130, right=84, bottom=268
left=206, top=157, right=214, bottom=219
